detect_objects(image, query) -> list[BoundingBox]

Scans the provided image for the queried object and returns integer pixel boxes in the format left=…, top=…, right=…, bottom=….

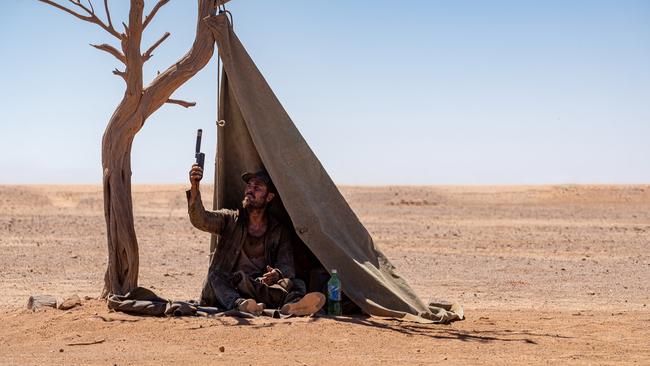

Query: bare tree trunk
left=99, top=2, right=221, bottom=297
left=38, top=0, right=227, bottom=297
left=100, top=98, right=142, bottom=297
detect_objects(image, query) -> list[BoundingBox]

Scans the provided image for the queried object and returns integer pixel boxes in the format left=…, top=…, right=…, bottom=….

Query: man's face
left=242, top=177, right=274, bottom=209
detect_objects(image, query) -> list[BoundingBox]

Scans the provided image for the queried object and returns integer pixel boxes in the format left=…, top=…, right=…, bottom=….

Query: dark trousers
left=201, top=270, right=306, bottom=310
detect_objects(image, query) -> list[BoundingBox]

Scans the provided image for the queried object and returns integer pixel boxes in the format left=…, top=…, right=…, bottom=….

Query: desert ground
left=0, top=184, right=648, bottom=365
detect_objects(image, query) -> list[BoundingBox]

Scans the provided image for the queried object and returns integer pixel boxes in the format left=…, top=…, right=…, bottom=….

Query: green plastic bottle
left=327, top=269, right=342, bottom=316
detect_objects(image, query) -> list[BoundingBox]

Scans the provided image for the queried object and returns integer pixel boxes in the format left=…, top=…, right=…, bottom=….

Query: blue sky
left=1, top=1, right=648, bottom=184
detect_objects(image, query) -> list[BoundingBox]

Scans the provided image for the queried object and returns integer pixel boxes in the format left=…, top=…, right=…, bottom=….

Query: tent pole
left=209, top=55, right=225, bottom=256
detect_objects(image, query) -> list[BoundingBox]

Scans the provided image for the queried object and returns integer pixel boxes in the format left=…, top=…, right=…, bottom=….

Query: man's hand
left=261, top=265, right=281, bottom=286
left=189, top=163, right=203, bottom=189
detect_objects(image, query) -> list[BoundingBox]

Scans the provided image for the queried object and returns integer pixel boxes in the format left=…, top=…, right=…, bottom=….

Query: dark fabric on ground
left=107, top=287, right=287, bottom=318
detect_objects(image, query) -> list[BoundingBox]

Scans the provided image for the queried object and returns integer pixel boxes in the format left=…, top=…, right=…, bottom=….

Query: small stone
left=57, top=294, right=81, bottom=310
left=59, top=348, right=64, bottom=353
left=219, top=346, right=225, bottom=352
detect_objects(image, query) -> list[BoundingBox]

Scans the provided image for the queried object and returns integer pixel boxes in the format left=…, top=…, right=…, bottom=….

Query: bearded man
left=186, top=164, right=325, bottom=316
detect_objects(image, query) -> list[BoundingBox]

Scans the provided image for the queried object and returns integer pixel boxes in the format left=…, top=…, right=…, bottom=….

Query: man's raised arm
left=186, top=164, right=234, bottom=234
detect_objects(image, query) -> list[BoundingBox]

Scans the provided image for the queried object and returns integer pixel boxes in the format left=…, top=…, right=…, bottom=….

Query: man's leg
left=283, top=278, right=307, bottom=304
left=235, top=272, right=288, bottom=309
left=280, top=278, right=326, bottom=316
left=206, top=270, right=245, bottom=310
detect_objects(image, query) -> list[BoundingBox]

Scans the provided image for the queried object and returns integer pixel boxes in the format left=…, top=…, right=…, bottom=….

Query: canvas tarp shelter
left=204, top=14, right=463, bottom=323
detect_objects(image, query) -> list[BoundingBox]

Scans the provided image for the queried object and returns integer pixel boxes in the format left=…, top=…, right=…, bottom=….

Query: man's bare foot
left=237, top=299, right=264, bottom=315
left=280, top=292, right=326, bottom=316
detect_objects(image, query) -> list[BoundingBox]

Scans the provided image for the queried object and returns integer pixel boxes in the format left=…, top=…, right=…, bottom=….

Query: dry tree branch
left=38, top=0, right=122, bottom=39
left=68, top=0, right=94, bottom=15
left=103, top=0, right=113, bottom=29
left=112, top=68, right=126, bottom=81
left=143, top=0, right=170, bottom=30
left=90, top=43, right=126, bottom=63
left=166, top=98, right=196, bottom=108
left=122, top=0, right=144, bottom=95
left=39, top=0, right=90, bottom=19
left=142, top=32, right=170, bottom=61
left=140, top=3, right=219, bottom=118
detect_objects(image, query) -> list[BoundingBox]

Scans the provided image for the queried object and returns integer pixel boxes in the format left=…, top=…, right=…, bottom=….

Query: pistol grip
left=196, top=153, right=205, bottom=170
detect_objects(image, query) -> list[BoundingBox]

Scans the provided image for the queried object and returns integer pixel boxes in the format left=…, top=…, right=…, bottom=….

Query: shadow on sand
left=330, top=315, right=574, bottom=345
left=187, top=313, right=572, bottom=345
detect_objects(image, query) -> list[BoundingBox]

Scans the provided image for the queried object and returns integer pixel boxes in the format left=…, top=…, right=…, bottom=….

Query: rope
left=216, top=53, right=223, bottom=127
left=217, top=1, right=234, bottom=28
left=223, top=10, right=234, bottom=27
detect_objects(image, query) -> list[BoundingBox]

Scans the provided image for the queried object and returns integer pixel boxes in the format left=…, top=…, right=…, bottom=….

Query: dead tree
left=38, top=0, right=230, bottom=297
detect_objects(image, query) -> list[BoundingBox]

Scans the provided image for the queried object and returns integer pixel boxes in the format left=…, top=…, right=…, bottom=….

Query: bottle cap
left=331, top=269, right=337, bottom=274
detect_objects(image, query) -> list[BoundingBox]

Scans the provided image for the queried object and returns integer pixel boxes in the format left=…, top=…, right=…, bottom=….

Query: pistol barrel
left=195, top=129, right=203, bottom=155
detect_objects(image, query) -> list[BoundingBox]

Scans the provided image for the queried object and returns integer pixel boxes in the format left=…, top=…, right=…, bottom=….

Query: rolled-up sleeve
left=186, top=190, right=235, bottom=235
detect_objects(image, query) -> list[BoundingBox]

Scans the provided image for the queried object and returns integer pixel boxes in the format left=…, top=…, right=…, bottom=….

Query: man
left=187, top=164, right=325, bottom=316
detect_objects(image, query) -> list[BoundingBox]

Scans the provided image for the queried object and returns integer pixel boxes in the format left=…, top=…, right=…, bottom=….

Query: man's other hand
left=189, top=164, right=203, bottom=189
left=261, top=265, right=280, bottom=285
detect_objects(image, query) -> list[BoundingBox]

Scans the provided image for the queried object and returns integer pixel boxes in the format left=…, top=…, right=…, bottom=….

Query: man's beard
left=242, top=194, right=267, bottom=209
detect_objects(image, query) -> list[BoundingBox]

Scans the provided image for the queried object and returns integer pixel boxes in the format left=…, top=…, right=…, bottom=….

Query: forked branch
left=69, top=0, right=94, bottom=15
left=143, top=0, right=170, bottom=30
left=38, top=0, right=123, bottom=39
left=143, top=32, right=171, bottom=62
left=112, top=68, right=126, bottom=81
left=166, top=98, right=196, bottom=108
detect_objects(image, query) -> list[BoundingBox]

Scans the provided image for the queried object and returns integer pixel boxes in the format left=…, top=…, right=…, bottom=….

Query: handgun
left=195, top=129, right=205, bottom=169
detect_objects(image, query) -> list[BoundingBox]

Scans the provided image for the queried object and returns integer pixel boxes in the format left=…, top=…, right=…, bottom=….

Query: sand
left=1, top=184, right=649, bottom=365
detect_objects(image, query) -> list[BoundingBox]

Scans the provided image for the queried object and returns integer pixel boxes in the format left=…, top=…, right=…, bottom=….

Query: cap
left=241, top=170, right=276, bottom=193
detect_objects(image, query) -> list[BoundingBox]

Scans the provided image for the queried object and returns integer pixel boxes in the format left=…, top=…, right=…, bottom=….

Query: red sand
left=1, top=184, right=649, bottom=365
